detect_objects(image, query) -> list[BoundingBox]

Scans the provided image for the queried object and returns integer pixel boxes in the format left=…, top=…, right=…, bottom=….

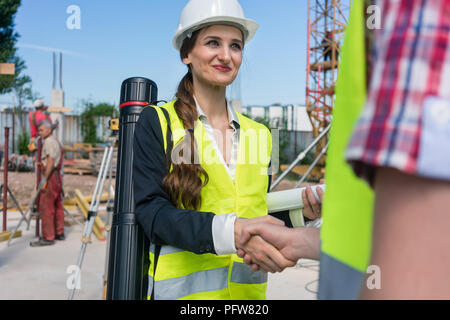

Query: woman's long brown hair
left=162, top=30, right=210, bottom=211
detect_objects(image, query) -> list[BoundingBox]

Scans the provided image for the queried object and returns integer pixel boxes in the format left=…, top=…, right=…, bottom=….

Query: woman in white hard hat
left=133, top=0, right=322, bottom=300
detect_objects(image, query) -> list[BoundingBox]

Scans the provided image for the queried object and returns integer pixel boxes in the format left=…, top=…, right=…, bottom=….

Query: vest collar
left=193, top=95, right=240, bottom=130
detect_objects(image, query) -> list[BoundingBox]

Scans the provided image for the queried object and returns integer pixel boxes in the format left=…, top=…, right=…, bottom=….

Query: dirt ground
left=3, top=171, right=108, bottom=209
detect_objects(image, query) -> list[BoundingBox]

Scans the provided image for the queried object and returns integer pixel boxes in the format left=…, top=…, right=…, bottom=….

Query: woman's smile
left=212, top=64, right=232, bottom=72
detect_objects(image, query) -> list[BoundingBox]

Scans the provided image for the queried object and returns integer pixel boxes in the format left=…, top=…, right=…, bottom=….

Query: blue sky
left=1, top=0, right=308, bottom=113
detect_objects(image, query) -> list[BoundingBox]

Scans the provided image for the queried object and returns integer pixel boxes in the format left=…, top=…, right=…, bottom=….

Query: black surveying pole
left=107, top=77, right=157, bottom=300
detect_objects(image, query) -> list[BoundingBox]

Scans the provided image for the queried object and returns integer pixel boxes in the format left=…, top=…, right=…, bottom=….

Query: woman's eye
left=206, top=40, right=220, bottom=47
left=231, top=43, right=242, bottom=51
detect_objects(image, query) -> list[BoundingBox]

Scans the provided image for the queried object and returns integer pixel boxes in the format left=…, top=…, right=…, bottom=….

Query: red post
left=317, top=65, right=321, bottom=118
left=36, top=138, right=42, bottom=237
left=306, top=0, right=311, bottom=107
left=3, top=127, right=9, bottom=232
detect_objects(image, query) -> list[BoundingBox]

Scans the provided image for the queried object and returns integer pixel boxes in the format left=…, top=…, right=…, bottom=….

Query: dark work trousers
left=39, top=172, right=64, bottom=241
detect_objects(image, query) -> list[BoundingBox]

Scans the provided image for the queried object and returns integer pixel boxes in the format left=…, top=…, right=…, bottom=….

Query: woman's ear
left=182, top=55, right=191, bottom=66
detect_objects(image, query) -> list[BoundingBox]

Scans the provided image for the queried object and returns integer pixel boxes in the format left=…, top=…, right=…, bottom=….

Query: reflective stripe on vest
left=148, top=100, right=271, bottom=300
left=318, top=0, right=375, bottom=300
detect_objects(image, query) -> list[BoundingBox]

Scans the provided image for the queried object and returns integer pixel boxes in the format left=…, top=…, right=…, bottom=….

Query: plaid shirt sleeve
left=346, top=0, right=450, bottom=186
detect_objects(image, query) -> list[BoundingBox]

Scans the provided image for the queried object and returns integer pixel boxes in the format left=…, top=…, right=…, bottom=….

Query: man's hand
left=234, top=216, right=296, bottom=273
left=237, top=224, right=321, bottom=272
left=39, top=177, right=48, bottom=192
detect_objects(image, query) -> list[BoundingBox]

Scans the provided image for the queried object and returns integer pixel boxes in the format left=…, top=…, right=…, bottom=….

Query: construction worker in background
left=28, top=99, right=54, bottom=153
left=237, top=0, right=450, bottom=299
left=29, top=99, right=52, bottom=139
left=322, top=30, right=338, bottom=61
left=30, top=120, right=65, bottom=247
left=133, top=0, right=322, bottom=300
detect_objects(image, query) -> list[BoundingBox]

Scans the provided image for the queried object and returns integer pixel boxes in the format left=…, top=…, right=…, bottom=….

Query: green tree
left=17, top=130, right=29, bottom=155
left=81, top=101, right=117, bottom=143
left=243, top=113, right=290, bottom=173
left=0, top=0, right=22, bottom=94
left=0, top=0, right=34, bottom=132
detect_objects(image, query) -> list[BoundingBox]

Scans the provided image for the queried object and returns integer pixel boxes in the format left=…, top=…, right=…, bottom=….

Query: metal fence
left=277, top=130, right=314, bottom=164
left=0, top=111, right=111, bottom=153
left=0, top=111, right=314, bottom=163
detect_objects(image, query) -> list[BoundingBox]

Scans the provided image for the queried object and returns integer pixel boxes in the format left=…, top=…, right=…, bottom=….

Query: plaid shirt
left=346, top=0, right=450, bottom=185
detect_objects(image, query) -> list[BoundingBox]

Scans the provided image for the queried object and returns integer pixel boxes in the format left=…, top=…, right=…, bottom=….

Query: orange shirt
left=28, top=111, right=52, bottom=138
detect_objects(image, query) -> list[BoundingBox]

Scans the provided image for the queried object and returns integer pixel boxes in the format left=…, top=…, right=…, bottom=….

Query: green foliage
left=243, top=112, right=290, bottom=174
left=301, top=150, right=316, bottom=166
left=0, top=0, right=22, bottom=95
left=11, top=57, right=32, bottom=108
left=277, top=131, right=290, bottom=166
left=249, top=115, right=271, bottom=130
left=17, top=130, right=29, bottom=155
left=80, top=101, right=117, bottom=143
left=0, top=0, right=34, bottom=128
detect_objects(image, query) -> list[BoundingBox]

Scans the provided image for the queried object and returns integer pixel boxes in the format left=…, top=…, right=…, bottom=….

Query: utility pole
left=50, top=52, right=70, bottom=143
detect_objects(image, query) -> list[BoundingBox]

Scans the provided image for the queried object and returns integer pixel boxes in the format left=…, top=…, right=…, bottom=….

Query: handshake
left=234, top=185, right=324, bottom=273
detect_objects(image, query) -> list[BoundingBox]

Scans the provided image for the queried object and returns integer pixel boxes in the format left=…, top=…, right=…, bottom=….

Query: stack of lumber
left=89, top=147, right=117, bottom=177
left=63, top=144, right=117, bottom=176
left=63, top=159, right=93, bottom=175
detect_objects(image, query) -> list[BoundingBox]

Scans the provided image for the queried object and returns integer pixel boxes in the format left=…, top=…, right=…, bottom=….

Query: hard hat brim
left=173, top=16, right=258, bottom=50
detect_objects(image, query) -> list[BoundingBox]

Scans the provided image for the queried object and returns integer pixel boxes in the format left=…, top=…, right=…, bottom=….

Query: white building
left=241, top=104, right=313, bottom=132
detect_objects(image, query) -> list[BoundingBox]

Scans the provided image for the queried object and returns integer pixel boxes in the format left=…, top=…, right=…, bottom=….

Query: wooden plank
left=310, top=60, right=338, bottom=72
left=47, top=107, right=71, bottom=113
left=64, top=193, right=110, bottom=206
left=0, top=205, right=27, bottom=212
left=280, top=165, right=310, bottom=176
left=0, top=63, right=15, bottom=75
left=74, top=197, right=104, bottom=241
left=74, top=189, right=105, bottom=241
left=0, top=230, right=22, bottom=242
left=63, top=168, right=93, bottom=175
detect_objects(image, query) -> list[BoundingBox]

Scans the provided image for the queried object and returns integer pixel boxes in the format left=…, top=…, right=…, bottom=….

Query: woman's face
left=183, top=24, right=244, bottom=88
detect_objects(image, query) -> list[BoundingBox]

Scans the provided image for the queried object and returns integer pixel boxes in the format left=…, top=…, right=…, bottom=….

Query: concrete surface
left=0, top=210, right=318, bottom=300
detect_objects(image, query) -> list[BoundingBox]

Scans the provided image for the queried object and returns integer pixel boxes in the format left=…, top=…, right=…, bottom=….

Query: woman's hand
left=237, top=225, right=321, bottom=272
left=234, top=216, right=296, bottom=273
left=302, top=180, right=325, bottom=220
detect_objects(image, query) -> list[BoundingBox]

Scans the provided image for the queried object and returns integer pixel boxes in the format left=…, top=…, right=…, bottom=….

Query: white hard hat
left=173, top=0, right=258, bottom=51
left=34, top=99, right=45, bottom=108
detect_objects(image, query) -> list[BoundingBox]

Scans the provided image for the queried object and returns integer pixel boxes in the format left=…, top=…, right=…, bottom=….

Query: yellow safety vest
left=318, top=1, right=374, bottom=299
left=148, top=100, right=272, bottom=300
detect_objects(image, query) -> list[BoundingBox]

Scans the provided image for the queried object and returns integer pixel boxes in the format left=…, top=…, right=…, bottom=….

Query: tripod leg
left=7, top=187, right=27, bottom=228
left=7, top=185, right=43, bottom=246
left=7, top=208, right=30, bottom=246
left=68, top=142, right=114, bottom=300
left=102, top=139, right=115, bottom=299
left=68, top=215, right=96, bottom=300
left=65, top=208, right=82, bottom=226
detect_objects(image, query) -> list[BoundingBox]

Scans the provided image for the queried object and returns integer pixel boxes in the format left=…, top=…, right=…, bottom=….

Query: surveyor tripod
left=4, top=184, right=39, bottom=246
left=68, top=127, right=117, bottom=300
